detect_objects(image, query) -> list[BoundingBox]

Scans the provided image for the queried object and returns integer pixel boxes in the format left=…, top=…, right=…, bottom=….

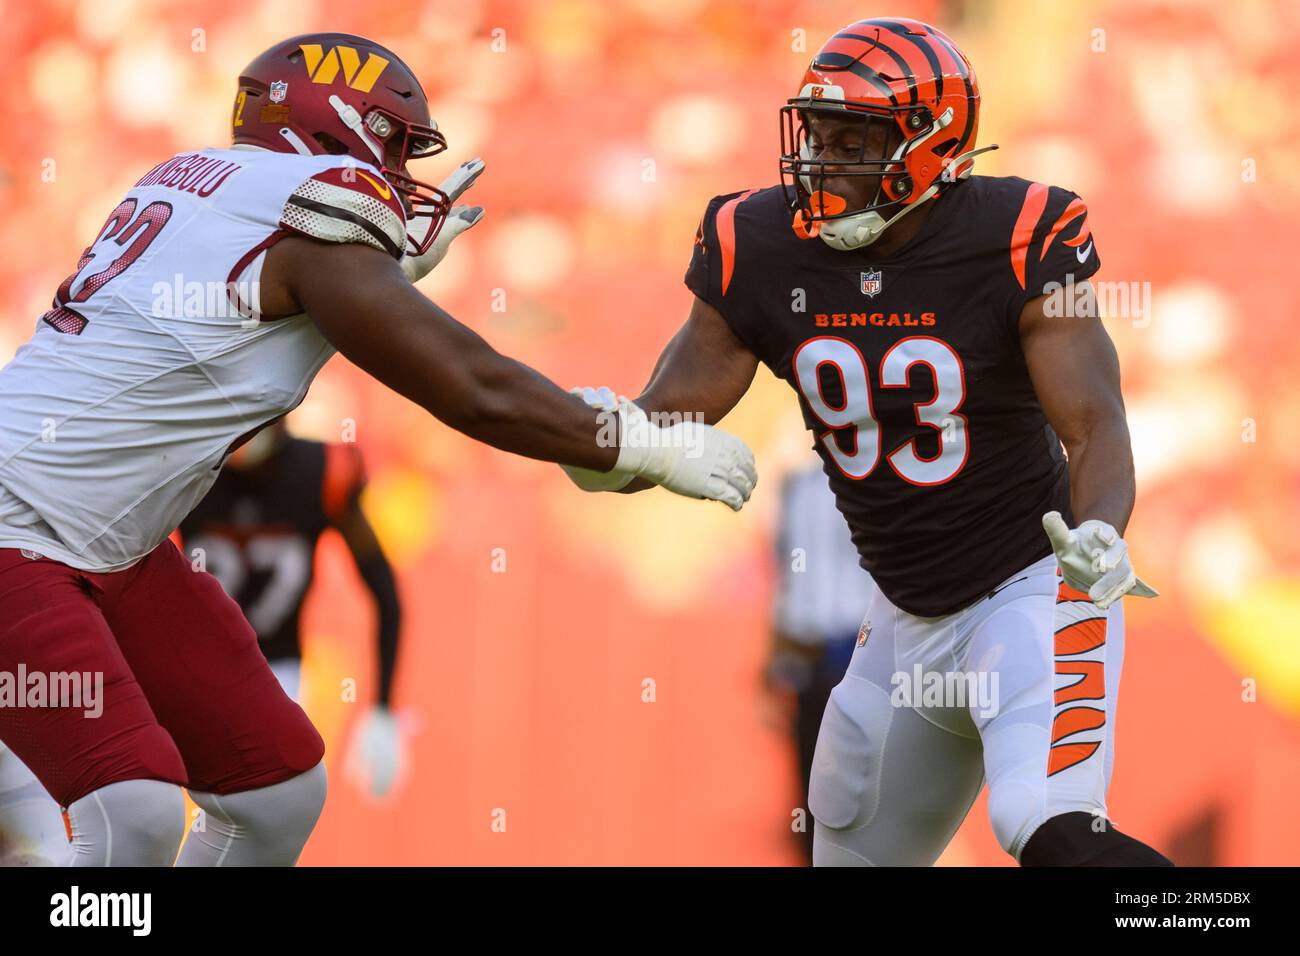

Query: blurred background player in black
left=764, top=462, right=874, bottom=865
left=178, top=419, right=405, bottom=800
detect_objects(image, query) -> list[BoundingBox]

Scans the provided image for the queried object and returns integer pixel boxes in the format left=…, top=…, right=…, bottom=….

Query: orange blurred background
left=1, top=0, right=1297, bottom=864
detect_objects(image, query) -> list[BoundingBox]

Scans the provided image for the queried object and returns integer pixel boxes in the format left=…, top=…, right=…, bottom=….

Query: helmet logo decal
left=799, top=82, right=845, bottom=102
left=269, top=80, right=288, bottom=103
left=298, top=44, right=389, bottom=93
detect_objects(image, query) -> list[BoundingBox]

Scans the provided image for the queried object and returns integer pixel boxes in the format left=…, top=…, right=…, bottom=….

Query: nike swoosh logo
left=1075, top=240, right=1093, bottom=263
left=356, top=171, right=392, bottom=201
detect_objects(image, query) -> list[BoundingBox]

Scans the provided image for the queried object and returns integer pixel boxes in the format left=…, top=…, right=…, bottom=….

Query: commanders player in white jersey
left=0, top=32, right=755, bottom=866
left=564, top=20, right=1171, bottom=866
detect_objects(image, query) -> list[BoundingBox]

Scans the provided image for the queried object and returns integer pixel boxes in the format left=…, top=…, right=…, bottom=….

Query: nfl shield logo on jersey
left=860, top=269, right=883, bottom=297
left=269, top=81, right=288, bottom=103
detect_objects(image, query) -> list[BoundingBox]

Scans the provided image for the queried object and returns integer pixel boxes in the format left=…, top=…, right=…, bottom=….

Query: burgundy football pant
left=0, top=540, right=324, bottom=808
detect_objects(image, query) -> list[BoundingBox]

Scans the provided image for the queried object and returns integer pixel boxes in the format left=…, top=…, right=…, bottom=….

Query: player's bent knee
left=987, top=777, right=1048, bottom=857
left=1020, top=811, right=1173, bottom=866
left=193, top=759, right=326, bottom=833
left=67, top=779, right=187, bottom=866
left=182, top=760, right=326, bottom=866
left=808, top=677, right=893, bottom=832
left=813, top=821, right=877, bottom=866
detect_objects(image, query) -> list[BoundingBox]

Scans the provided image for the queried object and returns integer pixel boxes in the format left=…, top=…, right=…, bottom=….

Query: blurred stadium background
left=1, top=0, right=1296, bottom=865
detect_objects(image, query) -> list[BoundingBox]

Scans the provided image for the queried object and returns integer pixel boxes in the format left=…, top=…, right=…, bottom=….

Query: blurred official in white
left=765, top=464, right=875, bottom=865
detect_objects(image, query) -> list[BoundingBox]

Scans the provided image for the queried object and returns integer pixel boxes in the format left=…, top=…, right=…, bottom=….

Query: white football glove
left=343, top=705, right=406, bottom=800
left=400, top=157, right=486, bottom=283
left=561, top=386, right=757, bottom=511
left=562, top=386, right=637, bottom=492
left=1042, top=511, right=1159, bottom=610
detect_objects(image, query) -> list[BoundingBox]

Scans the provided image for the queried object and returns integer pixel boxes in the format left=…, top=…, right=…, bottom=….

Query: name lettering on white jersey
left=0, top=149, right=394, bottom=570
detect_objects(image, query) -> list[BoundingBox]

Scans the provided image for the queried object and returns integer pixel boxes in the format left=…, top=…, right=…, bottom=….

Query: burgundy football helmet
left=232, top=32, right=449, bottom=254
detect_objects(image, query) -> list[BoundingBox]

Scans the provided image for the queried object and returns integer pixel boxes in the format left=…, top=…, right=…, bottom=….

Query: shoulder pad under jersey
left=280, top=164, right=407, bottom=259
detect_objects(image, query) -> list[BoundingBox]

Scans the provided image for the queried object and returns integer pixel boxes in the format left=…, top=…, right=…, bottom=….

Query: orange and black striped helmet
left=780, top=18, right=987, bottom=241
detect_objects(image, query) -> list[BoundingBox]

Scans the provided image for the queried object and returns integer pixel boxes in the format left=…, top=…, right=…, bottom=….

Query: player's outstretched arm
left=638, top=296, right=759, bottom=425
left=266, top=236, right=614, bottom=468
left=1020, top=285, right=1156, bottom=607
left=564, top=295, right=759, bottom=495
left=261, top=238, right=755, bottom=509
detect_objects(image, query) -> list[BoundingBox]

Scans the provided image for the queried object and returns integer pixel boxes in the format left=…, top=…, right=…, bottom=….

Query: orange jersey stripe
left=1039, top=197, right=1090, bottom=261
left=1009, top=182, right=1048, bottom=290
left=716, top=189, right=758, bottom=297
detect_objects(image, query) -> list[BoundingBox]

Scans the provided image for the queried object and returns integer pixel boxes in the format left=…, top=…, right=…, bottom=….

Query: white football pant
left=811, top=553, right=1125, bottom=865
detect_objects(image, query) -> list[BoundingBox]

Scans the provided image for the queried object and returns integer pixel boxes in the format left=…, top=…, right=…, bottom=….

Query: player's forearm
left=635, top=374, right=734, bottom=428
left=290, top=244, right=617, bottom=471
left=322, top=307, right=616, bottom=470
left=449, top=352, right=618, bottom=469
left=1062, top=419, right=1136, bottom=534
left=602, top=299, right=757, bottom=493
left=394, top=350, right=617, bottom=470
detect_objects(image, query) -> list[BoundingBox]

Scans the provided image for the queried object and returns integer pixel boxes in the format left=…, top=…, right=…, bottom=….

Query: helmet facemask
left=327, top=96, right=453, bottom=256
left=780, top=102, right=954, bottom=250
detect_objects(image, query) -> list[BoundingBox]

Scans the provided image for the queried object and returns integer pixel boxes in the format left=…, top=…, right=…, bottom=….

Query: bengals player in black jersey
left=564, top=18, right=1169, bottom=866
left=179, top=420, right=405, bottom=800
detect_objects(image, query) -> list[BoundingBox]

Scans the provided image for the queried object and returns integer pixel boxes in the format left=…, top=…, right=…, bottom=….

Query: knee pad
left=808, top=678, right=894, bottom=832
left=67, top=779, right=187, bottom=866
left=987, top=773, right=1046, bottom=856
left=181, top=760, right=326, bottom=866
left=0, top=777, right=72, bottom=866
left=1020, top=811, right=1173, bottom=866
